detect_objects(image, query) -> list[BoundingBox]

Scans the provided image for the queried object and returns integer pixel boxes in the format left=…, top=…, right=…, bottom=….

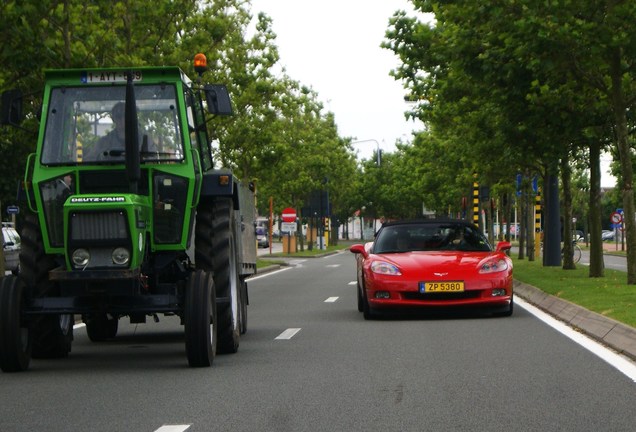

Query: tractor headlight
left=112, top=247, right=130, bottom=265
left=72, top=248, right=90, bottom=267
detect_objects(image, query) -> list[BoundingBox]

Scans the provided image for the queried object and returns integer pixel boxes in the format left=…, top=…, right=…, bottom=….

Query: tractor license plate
left=81, top=71, right=143, bottom=83
left=419, top=281, right=464, bottom=293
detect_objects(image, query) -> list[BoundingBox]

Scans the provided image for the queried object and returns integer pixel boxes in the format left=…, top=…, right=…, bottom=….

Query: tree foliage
left=0, top=0, right=358, bottom=226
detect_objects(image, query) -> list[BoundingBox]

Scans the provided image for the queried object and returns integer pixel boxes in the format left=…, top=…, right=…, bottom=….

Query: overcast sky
left=249, top=0, right=424, bottom=161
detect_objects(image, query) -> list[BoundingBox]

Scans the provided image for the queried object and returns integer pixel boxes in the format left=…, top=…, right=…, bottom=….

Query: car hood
left=374, top=251, right=504, bottom=276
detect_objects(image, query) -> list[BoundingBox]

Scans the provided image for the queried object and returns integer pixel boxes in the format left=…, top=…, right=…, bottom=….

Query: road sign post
left=281, top=208, right=297, bottom=254
left=610, top=212, right=624, bottom=251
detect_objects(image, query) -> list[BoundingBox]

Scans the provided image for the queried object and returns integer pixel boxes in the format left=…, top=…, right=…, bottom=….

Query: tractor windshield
left=41, top=84, right=184, bottom=165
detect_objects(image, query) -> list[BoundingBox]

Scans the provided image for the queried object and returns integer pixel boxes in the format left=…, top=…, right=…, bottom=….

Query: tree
left=384, top=1, right=636, bottom=280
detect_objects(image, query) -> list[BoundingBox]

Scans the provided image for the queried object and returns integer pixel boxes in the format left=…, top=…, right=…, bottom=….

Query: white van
left=2, top=222, right=20, bottom=274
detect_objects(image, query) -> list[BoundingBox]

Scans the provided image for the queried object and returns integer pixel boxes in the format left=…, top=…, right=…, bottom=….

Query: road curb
left=514, top=280, right=636, bottom=361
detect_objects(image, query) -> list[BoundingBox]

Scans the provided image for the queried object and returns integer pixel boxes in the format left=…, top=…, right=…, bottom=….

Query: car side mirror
left=495, top=241, right=512, bottom=252
left=349, top=244, right=369, bottom=258
left=204, top=84, right=233, bottom=116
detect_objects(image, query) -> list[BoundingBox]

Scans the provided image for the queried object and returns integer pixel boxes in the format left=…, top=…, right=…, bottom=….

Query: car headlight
left=370, top=261, right=402, bottom=275
left=71, top=248, right=90, bottom=267
left=112, top=247, right=130, bottom=265
left=479, top=258, right=509, bottom=274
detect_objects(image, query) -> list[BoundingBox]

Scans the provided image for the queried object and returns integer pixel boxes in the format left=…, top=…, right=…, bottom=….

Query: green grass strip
left=513, top=257, right=636, bottom=328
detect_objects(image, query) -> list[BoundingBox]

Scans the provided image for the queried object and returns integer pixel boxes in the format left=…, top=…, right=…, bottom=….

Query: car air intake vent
left=70, top=211, right=128, bottom=242
left=403, top=291, right=481, bottom=301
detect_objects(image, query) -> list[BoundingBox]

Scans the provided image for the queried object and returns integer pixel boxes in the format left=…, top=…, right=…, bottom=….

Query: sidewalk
left=602, top=241, right=625, bottom=253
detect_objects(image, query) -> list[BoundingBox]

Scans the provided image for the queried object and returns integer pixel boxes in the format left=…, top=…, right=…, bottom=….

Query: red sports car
left=350, top=219, right=513, bottom=319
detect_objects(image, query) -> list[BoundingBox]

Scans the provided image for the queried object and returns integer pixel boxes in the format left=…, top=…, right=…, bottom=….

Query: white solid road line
left=275, top=328, right=302, bottom=340
left=248, top=266, right=293, bottom=281
left=515, top=297, right=636, bottom=383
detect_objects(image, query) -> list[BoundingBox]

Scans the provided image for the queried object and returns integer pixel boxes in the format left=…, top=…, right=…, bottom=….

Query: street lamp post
left=350, top=139, right=381, bottom=166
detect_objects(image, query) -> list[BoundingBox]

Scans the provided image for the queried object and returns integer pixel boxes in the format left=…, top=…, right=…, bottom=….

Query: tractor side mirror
left=0, top=89, right=23, bottom=125
left=204, top=84, right=233, bottom=116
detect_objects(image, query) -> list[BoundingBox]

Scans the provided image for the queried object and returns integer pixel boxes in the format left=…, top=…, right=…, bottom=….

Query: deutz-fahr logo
left=70, top=197, right=126, bottom=203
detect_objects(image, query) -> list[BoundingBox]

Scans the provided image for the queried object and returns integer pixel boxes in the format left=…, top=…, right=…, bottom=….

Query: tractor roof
left=43, top=66, right=191, bottom=86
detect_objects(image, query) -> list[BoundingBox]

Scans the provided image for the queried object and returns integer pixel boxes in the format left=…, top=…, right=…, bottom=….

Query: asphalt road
left=1, top=251, right=635, bottom=431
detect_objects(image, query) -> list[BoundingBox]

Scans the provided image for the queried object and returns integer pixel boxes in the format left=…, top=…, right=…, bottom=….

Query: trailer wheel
left=239, top=278, right=248, bottom=335
left=84, top=314, right=118, bottom=342
left=0, top=275, right=32, bottom=372
left=20, top=214, right=72, bottom=358
left=196, top=198, right=241, bottom=354
left=185, top=269, right=216, bottom=367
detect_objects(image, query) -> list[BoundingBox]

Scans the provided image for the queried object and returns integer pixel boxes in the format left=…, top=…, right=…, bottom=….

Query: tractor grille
left=70, top=211, right=128, bottom=242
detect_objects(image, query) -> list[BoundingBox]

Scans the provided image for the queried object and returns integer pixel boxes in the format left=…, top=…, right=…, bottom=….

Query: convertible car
left=350, top=219, right=513, bottom=319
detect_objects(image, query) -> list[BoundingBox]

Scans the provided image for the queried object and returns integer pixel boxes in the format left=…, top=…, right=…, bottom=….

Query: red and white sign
left=282, top=207, right=297, bottom=223
left=611, top=211, right=623, bottom=224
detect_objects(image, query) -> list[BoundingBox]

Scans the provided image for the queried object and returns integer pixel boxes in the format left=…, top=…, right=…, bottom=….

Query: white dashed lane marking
left=324, top=297, right=339, bottom=303
left=155, top=425, right=191, bottom=432
left=275, top=328, right=302, bottom=340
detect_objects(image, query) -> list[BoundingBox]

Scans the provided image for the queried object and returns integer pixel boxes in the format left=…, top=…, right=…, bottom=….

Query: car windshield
left=41, top=84, right=184, bottom=165
left=373, top=222, right=491, bottom=253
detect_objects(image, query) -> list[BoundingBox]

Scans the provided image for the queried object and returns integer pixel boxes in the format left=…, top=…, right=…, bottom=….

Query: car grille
left=70, top=211, right=128, bottom=242
left=402, top=291, right=481, bottom=301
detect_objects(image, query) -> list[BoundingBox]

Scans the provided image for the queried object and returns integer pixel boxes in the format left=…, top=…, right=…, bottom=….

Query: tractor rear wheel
left=0, top=275, right=32, bottom=372
left=184, top=269, right=216, bottom=367
left=20, top=214, right=72, bottom=358
left=196, top=198, right=241, bottom=354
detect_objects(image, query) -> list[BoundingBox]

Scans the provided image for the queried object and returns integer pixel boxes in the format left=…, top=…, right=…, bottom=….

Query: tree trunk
left=610, top=48, right=636, bottom=284
left=504, top=193, right=512, bottom=242
left=544, top=168, right=562, bottom=267
left=588, top=139, right=604, bottom=277
left=527, top=187, right=535, bottom=262
left=518, top=196, right=526, bottom=260
left=561, top=154, right=575, bottom=270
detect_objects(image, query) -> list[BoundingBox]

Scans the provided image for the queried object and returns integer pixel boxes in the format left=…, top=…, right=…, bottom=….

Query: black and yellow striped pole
left=76, top=137, right=83, bottom=162
left=472, top=178, right=480, bottom=225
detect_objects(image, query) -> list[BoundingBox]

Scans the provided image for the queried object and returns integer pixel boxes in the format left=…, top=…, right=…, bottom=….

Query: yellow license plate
left=420, top=281, right=464, bottom=293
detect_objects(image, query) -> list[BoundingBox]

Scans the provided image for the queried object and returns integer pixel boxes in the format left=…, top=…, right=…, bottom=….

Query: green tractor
left=0, top=55, right=256, bottom=372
